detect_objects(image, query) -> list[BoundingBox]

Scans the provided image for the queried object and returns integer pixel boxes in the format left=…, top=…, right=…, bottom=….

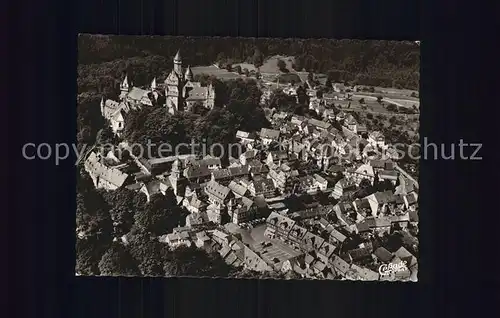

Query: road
left=395, top=164, right=419, bottom=189
left=352, top=94, right=419, bottom=108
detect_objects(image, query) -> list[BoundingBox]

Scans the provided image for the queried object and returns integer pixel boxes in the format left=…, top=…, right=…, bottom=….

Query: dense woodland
left=78, top=35, right=419, bottom=94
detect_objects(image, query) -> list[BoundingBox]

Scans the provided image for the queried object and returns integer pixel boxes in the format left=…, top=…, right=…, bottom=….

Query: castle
left=100, top=49, right=216, bottom=135
left=163, top=50, right=216, bottom=114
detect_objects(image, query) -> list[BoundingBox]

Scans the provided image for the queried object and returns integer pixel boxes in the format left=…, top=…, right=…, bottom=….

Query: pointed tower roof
left=121, top=75, right=129, bottom=88
left=174, top=50, right=182, bottom=63
left=185, top=65, right=193, bottom=80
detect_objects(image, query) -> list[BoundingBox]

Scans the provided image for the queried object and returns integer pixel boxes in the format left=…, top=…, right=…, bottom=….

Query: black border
left=8, top=0, right=492, bottom=317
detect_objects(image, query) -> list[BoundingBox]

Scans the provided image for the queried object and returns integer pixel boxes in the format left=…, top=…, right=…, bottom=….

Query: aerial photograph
left=77, top=35, right=420, bottom=280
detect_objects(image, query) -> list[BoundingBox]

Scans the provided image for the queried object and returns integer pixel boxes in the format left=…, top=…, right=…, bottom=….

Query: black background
left=5, top=0, right=495, bottom=317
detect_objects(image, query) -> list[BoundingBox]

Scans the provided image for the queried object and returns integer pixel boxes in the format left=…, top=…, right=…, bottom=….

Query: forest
left=78, top=35, right=420, bottom=95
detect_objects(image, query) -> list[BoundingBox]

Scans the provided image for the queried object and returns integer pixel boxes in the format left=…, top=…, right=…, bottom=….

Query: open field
left=259, top=55, right=296, bottom=74
left=191, top=65, right=244, bottom=81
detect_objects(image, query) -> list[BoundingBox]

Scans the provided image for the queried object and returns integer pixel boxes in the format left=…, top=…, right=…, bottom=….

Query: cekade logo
left=379, top=260, right=409, bottom=276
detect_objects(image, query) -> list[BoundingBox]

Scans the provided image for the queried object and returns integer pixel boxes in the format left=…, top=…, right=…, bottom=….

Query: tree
left=325, top=77, right=332, bottom=89
left=98, top=242, right=141, bottom=276
left=234, top=65, right=242, bottom=74
left=307, top=72, right=314, bottom=83
left=277, top=59, right=287, bottom=72
left=134, top=191, right=187, bottom=235
left=252, top=48, right=264, bottom=68
left=127, top=228, right=168, bottom=276
left=296, top=85, right=309, bottom=106
left=386, top=104, right=398, bottom=112
left=243, top=68, right=249, bottom=76
left=225, top=64, right=232, bottom=72
left=76, top=236, right=111, bottom=275
left=359, top=98, right=365, bottom=104
left=102, top=188, right=146, bottom=236
left=269, top=89, right=297, bottom=112
left=163, top=245, right=232, bottom=277
left=316, top=89, right=324, bottom=99
left=376, top=95, right=383, bottom=103
left=410, top=92, right=417, bottom=98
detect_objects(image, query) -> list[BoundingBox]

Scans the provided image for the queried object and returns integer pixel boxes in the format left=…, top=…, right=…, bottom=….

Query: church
left=100, top=49, right=216, bottom=135
left=164, top=50, right=216, bottom=114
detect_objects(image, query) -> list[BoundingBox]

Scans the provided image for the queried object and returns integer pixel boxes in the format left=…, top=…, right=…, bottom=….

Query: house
left=183, top=195, right=207, bottom=214
left=236, top=130, right=257, bottom=146
left=183, top=165, right=211, bottom=182
left=378, top=170, right=399, bottom=184
left=368, top=131, right=386, bottom=148
left=242, top=245, right=273, bottom=272
left=229, top=196, right=256, bottom=224
left=260, top=128, right=280, bottom=145
left=335, top=111, right=346, bottom=122
left=345, top=164, right=376, bottom=186
left=313, top=174, right=328, bottom=191
left=403, top=192, right=419, bottom=210
left=265, top=212, right=296, bottom=240
left=329, top=228, right=347, bottom=246
left=268, top=169, right=287, bottom=192
left=296, top=175, right=320, bottom=194
left=204, top=180, right=232, bottom=206
left=163, top=231, right=192, bottom=248
left=350, top=264, right=379, bottom=281
left=373, top=247, right=394, bottom=263
left=239, top=149, right=258, bottom=165
left=333, top=83, right=346, bottom=93
left=100, top=99, right=130, bottom=136
left=185, top=211, right=210, bottom=227
left=394, top=246, right=418, bottom=268
left=266, top=150, right=290, bottom=166
left=194, top=156, right=222, bottom=170
left=84, top=152, right=132, bottom=190
left=308, top=118, right=332, bottom=131
left=301, top=232, right=325, bottom=252
left=331, top=178, right=357, bottom=199
left=364, top=190, right=397, bottom=216
left=289, top=141, right=308, bottom=161
left=247, top=177, right=276, bottom=198
left=356, top=216, right=392, bottom=235
left=317, top=242, right=336, bottom=262
left=194, top=230, right=211, bottom=249
left=228, top=181, right=248, bottom=198
left=330, top=254, right=351, bottom=275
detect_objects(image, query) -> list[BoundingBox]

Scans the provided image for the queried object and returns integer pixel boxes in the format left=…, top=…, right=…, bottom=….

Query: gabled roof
left=373, top=247, right=394, bottom=263
left=260, top=128, right=280, bottom=139
left=204, top=180, right=231, bottom=202
left=128, top=87, right=149, bottom=101
left=236, top=130, right=256, bottom=140
left=184, top=165, right=211, bottom=179
left=228, top=181, right=248, bottom=197
left=186, top=86, right=209, bottom=101
left=252, top=178, right=275, bottom=194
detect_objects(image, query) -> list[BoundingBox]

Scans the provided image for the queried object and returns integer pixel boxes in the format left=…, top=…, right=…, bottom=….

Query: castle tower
left=120, top=75, right=130, bottom=101
left=100, top=97, right=105, bottom=115
left=151, top=77, right=157, bottom=91
left=184, top=65, right=193, bottom=81
left=165, top=50, right=184, bottom=114
left=173, top=50, right=183, bottom=77
left=206, top=83, right=215, bottom=109
left=120, top=75, right=130, bottom=92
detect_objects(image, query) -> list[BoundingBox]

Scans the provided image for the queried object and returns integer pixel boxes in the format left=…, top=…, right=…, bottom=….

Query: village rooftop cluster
left=82, top=49, right=419, bottom=281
